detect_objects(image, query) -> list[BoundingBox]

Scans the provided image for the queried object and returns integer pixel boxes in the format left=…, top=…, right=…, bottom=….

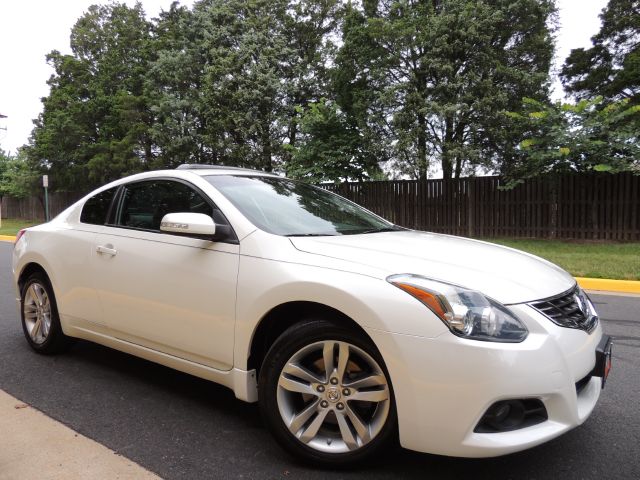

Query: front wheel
left=258, top=319, right=397, bottom=466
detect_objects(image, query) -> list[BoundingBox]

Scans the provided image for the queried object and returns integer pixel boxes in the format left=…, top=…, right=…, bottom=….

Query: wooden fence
left=321, top=173, right=640, bottom=240
left=0, top=192, right=84, bottom=221
left=1, top=173, right=638, bottom=240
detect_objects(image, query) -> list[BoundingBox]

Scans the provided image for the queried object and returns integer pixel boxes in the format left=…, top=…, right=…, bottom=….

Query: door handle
left=96, top=244, right=117, bottom=256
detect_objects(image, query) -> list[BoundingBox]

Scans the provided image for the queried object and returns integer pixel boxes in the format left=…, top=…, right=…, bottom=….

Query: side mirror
left=160, top=212, right=216, bottom=238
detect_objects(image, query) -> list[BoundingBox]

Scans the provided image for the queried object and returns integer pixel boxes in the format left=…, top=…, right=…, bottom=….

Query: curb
left=576, top=277, right=640, bottom=294
left=0, top=389, right=160, bottom=479
left=1, top=234, right=638, bottom=294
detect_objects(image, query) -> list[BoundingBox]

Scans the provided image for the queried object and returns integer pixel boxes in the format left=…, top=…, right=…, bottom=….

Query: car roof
left=175, top=164, right=278, bottom=177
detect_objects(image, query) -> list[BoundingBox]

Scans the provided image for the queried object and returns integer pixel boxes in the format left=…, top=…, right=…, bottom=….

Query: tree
left=0, top=149, right=42, bottom=225
left=145, top=2, right=214, bottom=167
left=280, top=0, right=342, bottom=165
left=337, top=0, right=556, bottom=179
left=288, top=99, right=384, bottom=181
left=28, top=3, right=153, bottom=191
left=502, top=97, right=640, bottom=184
left=197, top=0, right=294, bottom=171
left=561, top=0, right=639, bottom=105
left=0, top=150, right=11, bottom=226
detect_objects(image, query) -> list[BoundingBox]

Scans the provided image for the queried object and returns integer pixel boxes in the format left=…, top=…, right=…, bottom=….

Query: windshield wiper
left=352, top=226, right=405, bottom=235
left=285, top=233, right=338, bottom=237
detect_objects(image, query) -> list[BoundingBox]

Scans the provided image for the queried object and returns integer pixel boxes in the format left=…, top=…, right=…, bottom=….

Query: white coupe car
left=12, top=165, right=612, bottom=466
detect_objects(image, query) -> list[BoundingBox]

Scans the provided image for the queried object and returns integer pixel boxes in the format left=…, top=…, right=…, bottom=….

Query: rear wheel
left=259, top=319, right=397, bottom=466
left=20, top=272, right=72, bottom=354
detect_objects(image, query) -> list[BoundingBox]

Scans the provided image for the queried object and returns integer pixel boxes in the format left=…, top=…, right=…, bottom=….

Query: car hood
left=289, top=231, right=575, bottom=305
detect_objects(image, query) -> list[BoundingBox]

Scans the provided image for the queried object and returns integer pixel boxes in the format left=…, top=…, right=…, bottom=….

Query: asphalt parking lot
left=1, top=241, right=638, bottom=479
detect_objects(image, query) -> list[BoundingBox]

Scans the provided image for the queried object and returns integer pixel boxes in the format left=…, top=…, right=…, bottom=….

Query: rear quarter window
left=80, top=187, right=118, bottom=225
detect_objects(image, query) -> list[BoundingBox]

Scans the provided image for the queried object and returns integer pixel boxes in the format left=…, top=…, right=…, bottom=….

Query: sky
left=0, top=0, right=608, bottom=155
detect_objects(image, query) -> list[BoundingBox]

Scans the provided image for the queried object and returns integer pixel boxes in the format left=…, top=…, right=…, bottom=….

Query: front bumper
left=366, top=303, right=605, bottom=458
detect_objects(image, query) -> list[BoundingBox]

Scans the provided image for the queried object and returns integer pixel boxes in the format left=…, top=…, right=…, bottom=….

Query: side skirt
left=64, top=324, right=258, bottom=403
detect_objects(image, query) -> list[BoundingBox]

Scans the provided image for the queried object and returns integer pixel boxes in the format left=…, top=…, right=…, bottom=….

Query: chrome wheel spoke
left=282, top=362, right=323, bottom=385
left=288, top=399, right=320, bottom=435
left=32, top=284, right=45, bottom=305
left=336, top=412, right=359, bottom=450
left=344, top=373, right=387, bottom=389
left=322, top=341, right=335, bottom=381
left=345, top=404, right=370, bottom=443
left=31, top=318, right=42, bottom=340
left=350, top=387, right=389, bottom=403
left=299, top=408, right=329, bottom=443
left=41, top=314, right=50, bottom=337
left=336, top=342, right=349, bottom=383
left=24, top=305, right=38, bottom=321
left=278, top=375, right=316, bottom=396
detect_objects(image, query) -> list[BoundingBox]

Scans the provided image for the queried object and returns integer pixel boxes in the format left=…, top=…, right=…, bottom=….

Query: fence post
left=549, top=176, right=558, bottom=239
left=467, top=179, right=474, bottom=238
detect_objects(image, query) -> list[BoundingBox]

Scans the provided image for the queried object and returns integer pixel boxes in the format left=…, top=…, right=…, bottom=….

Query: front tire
left=258, top=319, right=397, bottom=466
left=20, top=272, right=72, bottom=354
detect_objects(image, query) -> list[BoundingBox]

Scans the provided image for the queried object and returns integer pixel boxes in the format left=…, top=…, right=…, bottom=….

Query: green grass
left=0, top=218, right=39, bottom=236
left=485, top=239, right=640, bottom=281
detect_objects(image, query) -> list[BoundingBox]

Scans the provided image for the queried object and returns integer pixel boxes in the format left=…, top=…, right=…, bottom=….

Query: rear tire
left=20, top=272, right=73, bottom=354
left=258, top=318, right=397, bottom=467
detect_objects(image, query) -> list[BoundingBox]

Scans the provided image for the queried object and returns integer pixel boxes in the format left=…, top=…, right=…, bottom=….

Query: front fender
left=233, top=255, right=448, bottom=370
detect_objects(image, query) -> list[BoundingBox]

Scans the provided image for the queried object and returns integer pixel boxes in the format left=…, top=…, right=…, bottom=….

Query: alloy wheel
left=276, top=340, right=390, bottom=454
left=23, top=282, right=52, bottom=345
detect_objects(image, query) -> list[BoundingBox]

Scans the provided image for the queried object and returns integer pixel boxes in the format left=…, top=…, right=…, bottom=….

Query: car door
left=55, top=185, right=121, bottom=328
left=91, top=178, right=239, bottom=371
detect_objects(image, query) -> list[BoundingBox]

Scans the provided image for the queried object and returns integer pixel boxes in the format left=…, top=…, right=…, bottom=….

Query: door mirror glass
left=160, top=212, right=216, bottom=237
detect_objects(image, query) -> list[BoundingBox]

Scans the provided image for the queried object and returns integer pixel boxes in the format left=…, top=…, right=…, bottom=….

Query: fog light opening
left=475, top=399, right=548, bottom=433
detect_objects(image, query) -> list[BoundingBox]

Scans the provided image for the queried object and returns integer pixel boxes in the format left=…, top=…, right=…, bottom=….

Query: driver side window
left=116, top=180, right=216, bottom=232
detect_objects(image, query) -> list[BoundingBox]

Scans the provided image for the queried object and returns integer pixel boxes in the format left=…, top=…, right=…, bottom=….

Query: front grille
left=530, top=287, right=598, bottom=333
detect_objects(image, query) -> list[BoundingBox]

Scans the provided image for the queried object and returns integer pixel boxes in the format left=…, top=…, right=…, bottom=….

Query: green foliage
left=561, top=0, right=639, bottom=106
left=503, top=97, right=640, bottom=184
left=25, top=0, right=636, bottom=189
left=28, top=1, right=341, bottom=187
left=145, top=2, right=209, bottom=168
left=28, top=3, right=154, bottom=191
left=287, top=99, right=383, bottom=182
left=0, top=149, right=40, bottom=200
left=335, top=0, right=556, bottom=179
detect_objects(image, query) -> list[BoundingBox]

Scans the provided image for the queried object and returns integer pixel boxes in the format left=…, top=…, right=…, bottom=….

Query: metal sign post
left=43, top=175, right=49, bottom=222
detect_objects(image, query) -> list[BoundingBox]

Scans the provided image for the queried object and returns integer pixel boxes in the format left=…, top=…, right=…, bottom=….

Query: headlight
left=388, top=274, right=528, bottom=343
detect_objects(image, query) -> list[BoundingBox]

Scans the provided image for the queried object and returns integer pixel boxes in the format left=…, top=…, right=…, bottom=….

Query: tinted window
left=116, top=180, right=217, bottom=231
left=80, top=187, right=118, bottom=225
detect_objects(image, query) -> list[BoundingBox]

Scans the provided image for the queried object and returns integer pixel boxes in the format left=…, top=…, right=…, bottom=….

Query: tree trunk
left=454, top=155, right=463, bottom=178
left=441, top=117, right=454, bottom=179
left=416, top=112, right=428, bottom=180
left=261, top=118, right=272, bottom=172
left=453, top=121, right=466, bottom=178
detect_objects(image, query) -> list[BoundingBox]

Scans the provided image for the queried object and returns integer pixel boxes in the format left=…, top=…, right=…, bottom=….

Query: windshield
left=205, top=175, right=397, bottom=236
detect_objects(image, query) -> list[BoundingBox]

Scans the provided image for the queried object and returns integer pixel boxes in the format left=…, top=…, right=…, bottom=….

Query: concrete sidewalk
left=0, top=389, right=159, bottom=480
